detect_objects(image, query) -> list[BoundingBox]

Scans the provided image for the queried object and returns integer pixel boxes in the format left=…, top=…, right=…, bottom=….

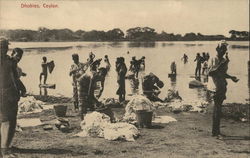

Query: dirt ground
left=11, top=98, right=250, bottom=158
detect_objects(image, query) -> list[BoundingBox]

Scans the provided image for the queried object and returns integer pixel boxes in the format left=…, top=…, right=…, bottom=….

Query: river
left=8, top=41, right=249, bottom=103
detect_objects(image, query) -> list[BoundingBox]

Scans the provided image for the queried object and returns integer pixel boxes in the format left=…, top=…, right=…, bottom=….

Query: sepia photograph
left=0, top=0, right=249, bottom=157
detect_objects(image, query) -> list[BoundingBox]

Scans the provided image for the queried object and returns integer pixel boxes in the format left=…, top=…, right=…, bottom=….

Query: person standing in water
left=194, top=53, right=202, bottom=77
left=208, top=40, right=239, bottom=139
left=69, top=54, right=87, bottom=111
left=104, top=55, right=111, bottom=72
left=87, top=52, right=95, bottom=66
left=170, top=61, right=177, bottom=75
left=206, top=52, right=210, bottom=61
left=182, top=53, right=188, bottom=63
left=39, top=56, right=48, bottom=84
left=116, top=57, right=127, bottom=103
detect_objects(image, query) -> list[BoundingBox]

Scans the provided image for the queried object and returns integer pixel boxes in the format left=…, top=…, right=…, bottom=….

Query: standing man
left=69, top=54, right=87, bottom=111
left=170, top=61, right=177, bottom=75
left=194, top=53, right=202, bottom=77
left=0, top=38, right=20, bottom=157
left=104, top=55, right=111, bottom=72
left=208, top=40, right=239, bottom=138
left=116, top=57, right=127, bottom=103
left=11, top=48, right=27, bottom=97
left=182, top=53, right=188, bottom=64
left=39, top=56, right=48, bottom=84
left=87, top=52, right=95, bottom=66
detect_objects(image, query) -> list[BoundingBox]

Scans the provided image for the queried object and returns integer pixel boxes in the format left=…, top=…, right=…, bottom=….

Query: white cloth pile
left=123, top=95, right=155, bottom=122
left=100, top=98, right=119, bottom=106
left=104, top=122, right=139, bottom=141
left=76, top=112, right=139, bottom=141
left=168, top=100, right=208, bottom=113
left=152, top=116, right=177, bottom=124
left=18, top=96, right=44, bottom=114
left=164, top=89, right=182, bottom=102
left=77, top=111, right=110, bottom=138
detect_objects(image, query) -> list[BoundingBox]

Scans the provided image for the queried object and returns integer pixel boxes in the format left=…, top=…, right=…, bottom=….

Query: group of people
left=69, top=52, right=110, bottom=120
left=0, top=37, right=240, bottom=157
left=129, top=56, right=145, bottom=78
left=194, top=52, right=210, bottom=77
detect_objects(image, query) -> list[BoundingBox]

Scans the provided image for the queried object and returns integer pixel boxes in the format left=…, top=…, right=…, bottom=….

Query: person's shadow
left=39, top=87, right=48, bottom=96
left=222, top=135, right=250, bottom=141
left=13, top=148, right=88, bottom=156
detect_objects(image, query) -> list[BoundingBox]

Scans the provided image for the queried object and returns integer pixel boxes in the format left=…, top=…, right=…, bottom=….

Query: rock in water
left=189, top=80, right=204, bottom=88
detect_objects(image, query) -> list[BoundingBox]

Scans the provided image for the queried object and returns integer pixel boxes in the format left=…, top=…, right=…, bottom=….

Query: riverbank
left=13, top=95, right=250, bottom=158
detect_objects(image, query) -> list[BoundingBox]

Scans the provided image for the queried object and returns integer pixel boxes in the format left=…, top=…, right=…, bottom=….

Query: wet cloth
left=77, top=112, right=139, bottom=141
left=47, top=60, right=55, bottom=73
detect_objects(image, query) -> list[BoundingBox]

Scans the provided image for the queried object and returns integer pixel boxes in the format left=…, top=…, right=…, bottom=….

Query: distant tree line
left=0, top=27, right=249, bottom=42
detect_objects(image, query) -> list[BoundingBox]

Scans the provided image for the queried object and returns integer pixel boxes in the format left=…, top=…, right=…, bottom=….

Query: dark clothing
left=195, top=67, right=201, bottom=77
left=129, top=59, right=140, bottom=78
left=41, top=62, right=48, bottom=75
left=0, top=55, right=19, bottom=122
left=142, top=74, right=163, bottom=102
left=182, top=54, right=188, bottom=63
left=194, top=56, right=202, bottom=77
left=77, top=72, right=101, bottom=118
left=12, top=59, right=26, bottom=96
left=116, top=62, right=127, bottom=102
left=170, top=62, right=176, bottom=74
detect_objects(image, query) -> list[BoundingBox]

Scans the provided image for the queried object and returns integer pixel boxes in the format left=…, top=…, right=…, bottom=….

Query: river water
left=8, top=41, right=249, bottom=103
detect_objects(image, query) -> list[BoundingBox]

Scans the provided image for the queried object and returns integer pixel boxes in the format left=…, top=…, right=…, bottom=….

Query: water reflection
left=129, top=78, right=140, bottom=95
left=128, top=42, right=156, bottom=48
left=162, top=43, right=174, bottom=47
left=107, top=42, right=123, bottom=48
left=169, top=76, right=177, bottom=89
left=231, top=45, right=249, bottom=49
left=39, top=87, right=48, bottom=96
left=14, top=41, right=249, bottom=103
left=184, top=44, right=196, bottom=47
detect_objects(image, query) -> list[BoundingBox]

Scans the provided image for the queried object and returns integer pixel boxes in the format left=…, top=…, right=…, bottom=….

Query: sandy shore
left=13, top=95, right=250, bottom=158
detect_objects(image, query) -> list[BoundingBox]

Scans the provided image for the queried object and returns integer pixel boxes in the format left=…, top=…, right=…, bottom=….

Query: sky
left=0, top=0, right=249, bottom=36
